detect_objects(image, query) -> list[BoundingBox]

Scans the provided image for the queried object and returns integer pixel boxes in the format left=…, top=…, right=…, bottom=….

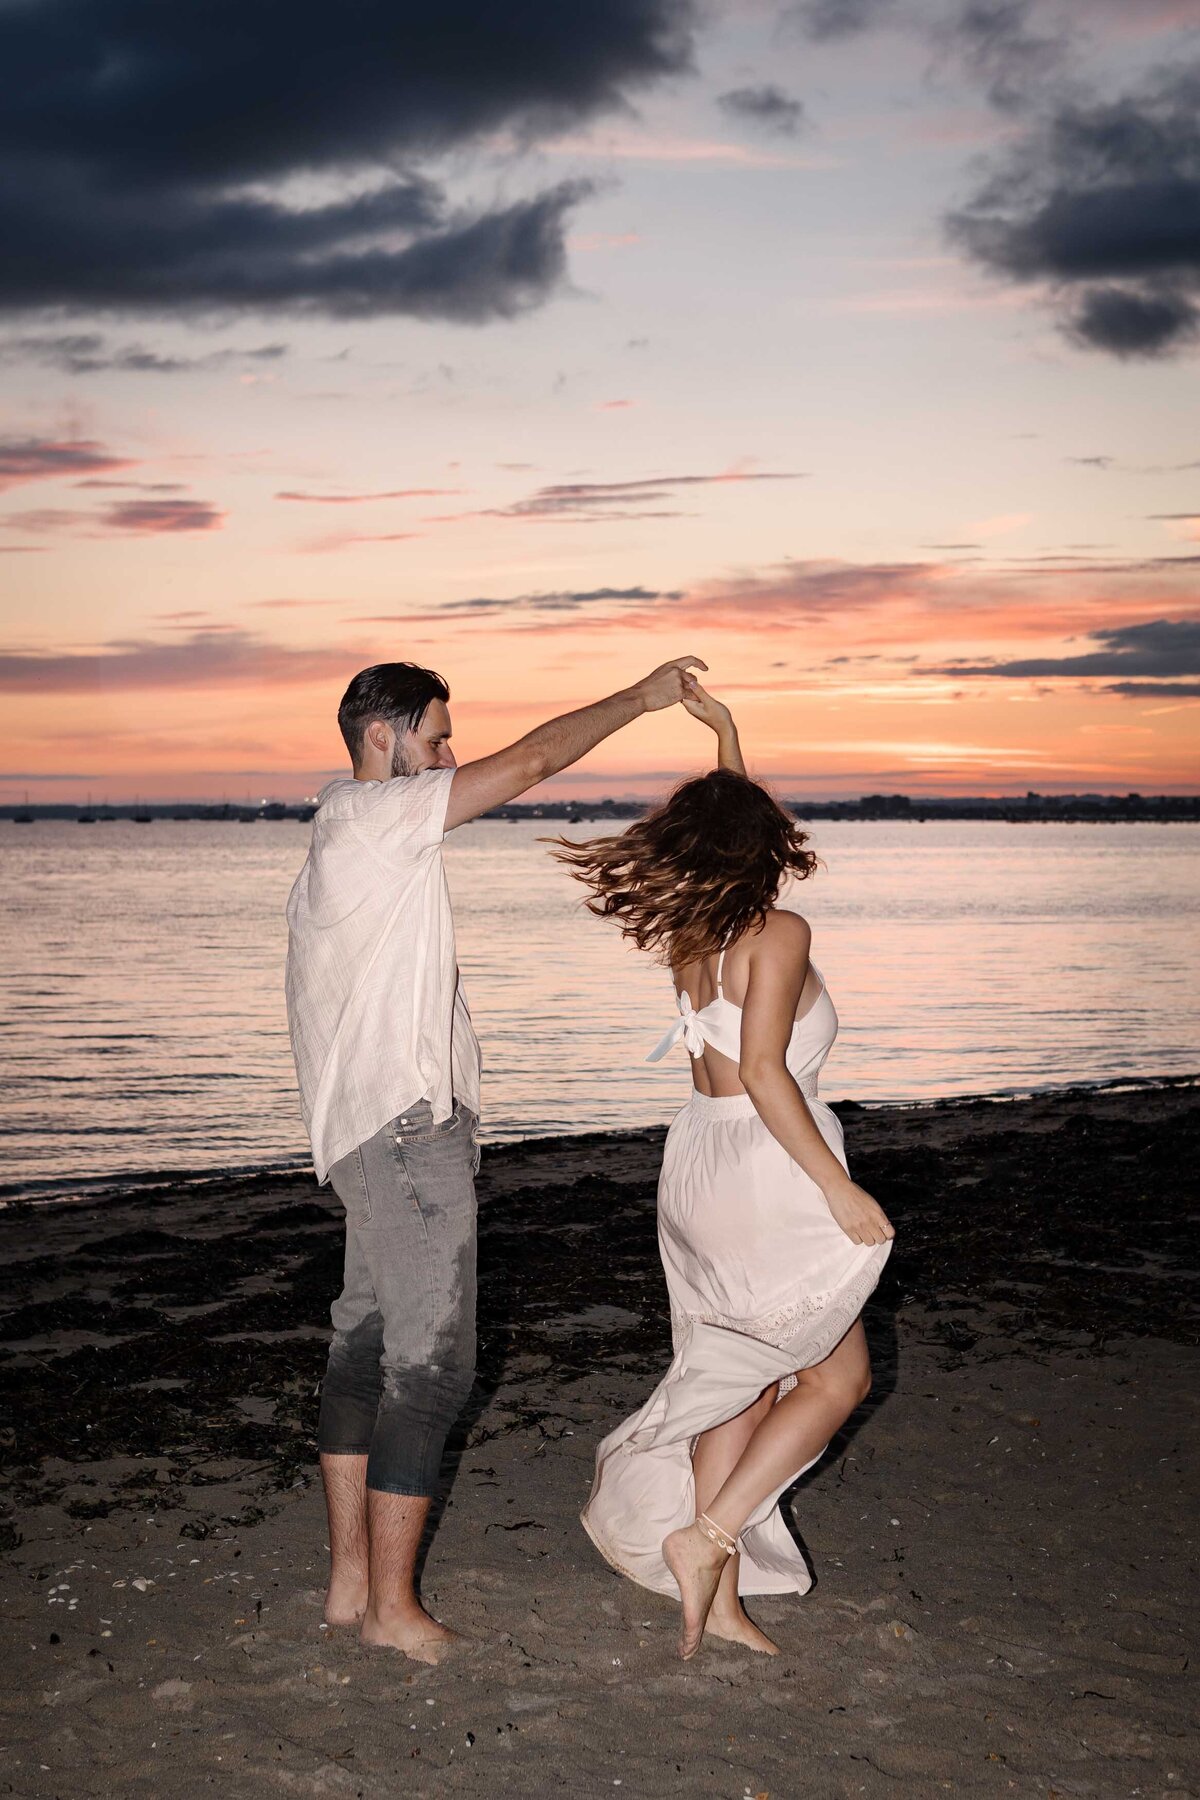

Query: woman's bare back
left=671, top=912, right=822, bottom=1098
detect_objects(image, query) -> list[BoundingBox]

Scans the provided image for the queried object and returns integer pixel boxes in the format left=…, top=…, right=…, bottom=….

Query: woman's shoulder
left=748, top=908, right=812, bottom=964
left=758, top=906, right=812, bottom=942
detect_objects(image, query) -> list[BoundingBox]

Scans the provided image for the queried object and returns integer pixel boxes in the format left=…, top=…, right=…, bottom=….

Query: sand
left=2, top=1082, right=1197, bottom=1798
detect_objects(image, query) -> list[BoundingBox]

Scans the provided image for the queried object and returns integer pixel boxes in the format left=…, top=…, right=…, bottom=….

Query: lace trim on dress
left=669, top=1259, right=882, bottom=1369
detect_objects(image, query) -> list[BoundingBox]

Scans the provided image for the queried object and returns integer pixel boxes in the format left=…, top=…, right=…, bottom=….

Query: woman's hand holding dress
left=821, top=1175, right=895, bottom=1247
left=738, top=914, right=895, bottom=1246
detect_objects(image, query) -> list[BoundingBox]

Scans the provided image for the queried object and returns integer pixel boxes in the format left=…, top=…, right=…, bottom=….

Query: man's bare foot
left=360, top=1604, right=462, bottom=1665
left=705, top=1605, right=781, bottom=1655
left=662, top=1523, right=730, bottom=1659
left=324, top=1574, right=368, bottom=1628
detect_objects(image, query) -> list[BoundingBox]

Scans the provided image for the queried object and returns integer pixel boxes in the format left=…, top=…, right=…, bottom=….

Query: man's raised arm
left=445, top=657, right=707, bottom=831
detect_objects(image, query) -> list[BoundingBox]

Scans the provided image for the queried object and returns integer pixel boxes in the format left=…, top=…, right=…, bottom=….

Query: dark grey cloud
left=718, top=85, right=805, bottom=136
left=0, top=435, right=131, bottom=491
left=0, top=0, right=695, bottom=323
left=1063, top=285, right=1200, bottom=358
left=932, top=618, right=1200, bottom=678
left=786, top=0, right=894, bottom=43
left=0, top=334, right=287, bottom=375
left=2, top=172, right=591, bottom=323
left=433, top=585, right=682, bottom=616
left=1105, top=680, right=1200, bottom=698
left=935, top=1, right=1070, bottom=115
left=466, top=469, right=806, bottom=524
left=349, top=585, right=683, bottom=625
left=947, top=62, right=1200, bottom=358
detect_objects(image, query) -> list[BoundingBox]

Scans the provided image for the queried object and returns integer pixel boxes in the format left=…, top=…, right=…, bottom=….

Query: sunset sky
left=2, top=0, right=1198, bottom=802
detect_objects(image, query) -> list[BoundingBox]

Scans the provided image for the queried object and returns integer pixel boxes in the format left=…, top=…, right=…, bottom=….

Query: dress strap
left=715, top=944, right=727, bottom=998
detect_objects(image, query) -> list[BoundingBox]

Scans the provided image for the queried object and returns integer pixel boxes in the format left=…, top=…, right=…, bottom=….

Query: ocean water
left=1, top=817, right=1196, bottom=1202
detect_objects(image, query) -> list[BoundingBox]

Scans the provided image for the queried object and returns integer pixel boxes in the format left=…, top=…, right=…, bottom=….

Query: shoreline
left=3, top=1081, right=1197, bottom=1794
left=4, top=1068, right=1197, bottom=1213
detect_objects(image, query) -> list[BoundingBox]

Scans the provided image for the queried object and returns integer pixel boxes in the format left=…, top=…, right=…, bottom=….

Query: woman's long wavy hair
left=547, top=768, right=818, bottom=970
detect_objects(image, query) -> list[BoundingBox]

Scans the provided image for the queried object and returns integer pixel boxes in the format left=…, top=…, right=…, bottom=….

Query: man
left=285, top=653, right=704, bottom=1661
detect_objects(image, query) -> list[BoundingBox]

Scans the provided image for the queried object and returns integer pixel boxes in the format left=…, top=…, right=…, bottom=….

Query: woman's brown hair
left=547, top=768, right=818, bottom=970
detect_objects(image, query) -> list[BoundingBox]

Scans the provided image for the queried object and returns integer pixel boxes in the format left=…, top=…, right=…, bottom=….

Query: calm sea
left=1, top=818, right=1196, bottom=1203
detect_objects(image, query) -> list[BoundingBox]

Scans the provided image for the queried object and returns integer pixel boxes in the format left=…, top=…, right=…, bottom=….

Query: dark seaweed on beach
left=0, top=1086, right=1196, bottom=1534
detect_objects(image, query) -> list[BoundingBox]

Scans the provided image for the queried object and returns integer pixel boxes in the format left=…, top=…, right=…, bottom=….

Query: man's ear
left=368, top=721, right=389, bottom=755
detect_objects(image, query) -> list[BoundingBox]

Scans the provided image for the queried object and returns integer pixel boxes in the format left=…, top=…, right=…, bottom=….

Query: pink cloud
left=0, top=628, right=357, bottom=694
left=299, top=531, right=422, bottom=553
left=1, top=496, right=224, bottom=536
left=0, top=436, right=134, bottom=493
left=102, top=499, right=224, bottom=534
left=248, top=597, right=345, bottom=609
left=276, top=487, right=463, bottom=504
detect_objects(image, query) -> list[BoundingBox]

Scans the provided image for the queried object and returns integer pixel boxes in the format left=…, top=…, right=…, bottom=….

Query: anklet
left=696, top=1512, right=739, bottom=1556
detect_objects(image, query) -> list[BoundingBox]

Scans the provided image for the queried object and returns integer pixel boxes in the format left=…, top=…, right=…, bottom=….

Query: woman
left=551, top=685, right=894, bottom=1660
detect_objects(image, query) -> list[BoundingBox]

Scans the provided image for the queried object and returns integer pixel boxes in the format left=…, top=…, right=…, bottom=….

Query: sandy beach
left=2, top=1082, right=1197, bottom=1798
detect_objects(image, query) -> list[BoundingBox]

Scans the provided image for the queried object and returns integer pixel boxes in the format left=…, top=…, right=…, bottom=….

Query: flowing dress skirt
left=581, top=1088, right=891, bottom=1598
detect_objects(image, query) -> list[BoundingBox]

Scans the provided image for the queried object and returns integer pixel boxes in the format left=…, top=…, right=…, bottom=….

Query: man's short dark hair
left=337, top=662, right=450, bottom=765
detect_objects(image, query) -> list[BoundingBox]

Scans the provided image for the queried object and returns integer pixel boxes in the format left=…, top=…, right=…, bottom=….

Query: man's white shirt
left=285, top=769, right=481, bottom=1184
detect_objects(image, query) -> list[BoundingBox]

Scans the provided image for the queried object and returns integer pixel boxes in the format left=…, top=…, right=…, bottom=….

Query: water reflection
left=0, top=818, right=1195, bottom=1198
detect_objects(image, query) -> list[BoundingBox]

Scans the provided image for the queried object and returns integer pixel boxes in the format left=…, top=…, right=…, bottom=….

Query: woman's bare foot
left=323, top=1573, right=368, bottom=1628
left=705, top=1604, right=781, bottom=1654
left=360, top=1603, right=462, bottom=1665
left=703, top=1551, right=780, bottom=1654
left=662, top=1523, right=731, bottom=1659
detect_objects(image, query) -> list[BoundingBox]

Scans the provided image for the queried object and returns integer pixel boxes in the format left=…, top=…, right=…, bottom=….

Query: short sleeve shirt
left=284, top=769, right=481, bottom=1183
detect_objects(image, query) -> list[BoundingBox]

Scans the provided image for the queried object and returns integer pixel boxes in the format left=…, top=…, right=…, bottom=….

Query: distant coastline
left=4, top=792, right=1199, bottom=824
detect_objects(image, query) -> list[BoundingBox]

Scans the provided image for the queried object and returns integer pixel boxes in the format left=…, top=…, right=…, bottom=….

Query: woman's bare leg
left=663, top=1322, right=872, bottom=1659
left=690, top=1387, right=781, bottom=1654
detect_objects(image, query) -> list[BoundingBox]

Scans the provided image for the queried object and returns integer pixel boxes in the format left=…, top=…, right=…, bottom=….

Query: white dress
left=581, top=947, right=891, bottom=1598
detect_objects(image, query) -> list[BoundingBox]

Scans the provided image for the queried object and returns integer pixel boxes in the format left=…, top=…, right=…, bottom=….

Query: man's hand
left=631, top=656, right=708, bottom=712
left=446, top=655, right=709, bottom=830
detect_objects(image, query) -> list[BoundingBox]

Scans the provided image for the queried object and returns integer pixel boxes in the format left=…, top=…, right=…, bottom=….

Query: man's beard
left=390, top=739, right=415, bottom=778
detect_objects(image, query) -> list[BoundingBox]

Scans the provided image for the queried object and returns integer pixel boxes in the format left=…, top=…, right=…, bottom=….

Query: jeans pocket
left=393, top=1103, right=463, bottom=1149
left=333, top=1146, right=373, bottom=1224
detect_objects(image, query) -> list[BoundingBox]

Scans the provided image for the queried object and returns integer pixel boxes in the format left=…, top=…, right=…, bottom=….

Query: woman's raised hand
left=682, top=681, right=745, bottom=774
left=681, top=680, right=733, bottom=732
left=822, top=1178, right=895, bottom=1247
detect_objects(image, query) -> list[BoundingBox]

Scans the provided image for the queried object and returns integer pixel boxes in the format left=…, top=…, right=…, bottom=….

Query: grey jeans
left=317, top=1098, right=479, bottom=1496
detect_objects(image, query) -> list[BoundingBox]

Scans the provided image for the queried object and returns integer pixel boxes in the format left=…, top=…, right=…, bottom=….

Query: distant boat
left=133, top=795, right=152, bottom=824
left=77, top=792, right=96, bottom=824
left=13, top=789, right=33, bottom=824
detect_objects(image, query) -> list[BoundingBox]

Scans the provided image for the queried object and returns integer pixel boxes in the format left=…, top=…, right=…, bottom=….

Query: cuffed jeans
left=317, top=1098, right=479, bottom=1496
